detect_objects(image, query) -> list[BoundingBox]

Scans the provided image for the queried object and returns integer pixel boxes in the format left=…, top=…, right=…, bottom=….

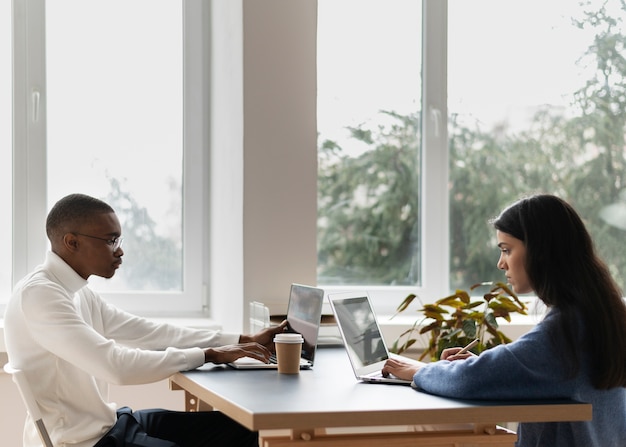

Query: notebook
left=328, top=291, right=413, bottom=385
left=228, top=283, right=324, bottom=369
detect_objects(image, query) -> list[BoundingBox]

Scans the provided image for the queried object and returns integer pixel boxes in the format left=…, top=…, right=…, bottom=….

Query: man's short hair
left=46, top=194, right=115, bottom=242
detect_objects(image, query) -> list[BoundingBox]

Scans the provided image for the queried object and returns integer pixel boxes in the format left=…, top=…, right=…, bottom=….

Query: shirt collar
left=44, top=251, right=89, bottom=295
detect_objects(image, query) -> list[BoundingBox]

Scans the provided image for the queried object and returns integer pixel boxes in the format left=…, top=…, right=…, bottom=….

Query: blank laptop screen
left=331, top=295, right=388, bottom=369
left=286, top=284, right=324, bottom=363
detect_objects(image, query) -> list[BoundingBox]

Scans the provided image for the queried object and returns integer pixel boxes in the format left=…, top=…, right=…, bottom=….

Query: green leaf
left=470, top=282, right=494, bottom=291
left=492, top=296, right=524, bottom=311
left=436, top=297, right=467, bottom=308
left=464, top=301, right=484, bottom=310
left=392, top=293, right=418, bottom=315
left=419, top=321, right=441, bottom=334
left=455, top=290, right=471, bottom=304
left=441, top=328, right=463, bottom=341
left=493, top=282, right=527, bottom=311
left=391, top=280, right=530, bottom=362
left=462, top=319, right=477, bottom=338
left=484, top=312, right=498, bottom=328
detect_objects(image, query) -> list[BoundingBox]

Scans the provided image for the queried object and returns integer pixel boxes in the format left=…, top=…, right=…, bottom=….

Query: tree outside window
left=318, top=1, right=626, bottom=293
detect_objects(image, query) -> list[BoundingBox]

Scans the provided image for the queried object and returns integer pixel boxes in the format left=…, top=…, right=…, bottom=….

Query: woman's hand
left=440, top=347, right=477, bottom=361
left=381, top=357, right=423, bottom=381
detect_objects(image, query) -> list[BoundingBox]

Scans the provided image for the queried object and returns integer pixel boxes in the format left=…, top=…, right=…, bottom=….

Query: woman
left=382, top=194, right=626, bottom=446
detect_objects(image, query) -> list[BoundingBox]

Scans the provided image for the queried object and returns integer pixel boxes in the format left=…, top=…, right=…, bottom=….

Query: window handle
left=32, top=89, right=40, bottom=123
left=430, top=106, right=441, bottom=138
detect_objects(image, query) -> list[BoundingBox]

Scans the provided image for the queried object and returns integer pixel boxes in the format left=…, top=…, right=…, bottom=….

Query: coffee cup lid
left=274, top=333, right=304, bottom=343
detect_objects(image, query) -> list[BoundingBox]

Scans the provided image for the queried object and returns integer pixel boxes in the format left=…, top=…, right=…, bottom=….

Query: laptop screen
left=286, top=284, right=324, bottom=363
left=330, top=295, right=388, bottom=369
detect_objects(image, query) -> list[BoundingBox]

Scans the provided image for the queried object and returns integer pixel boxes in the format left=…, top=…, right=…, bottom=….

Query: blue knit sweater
left=413, top=309, right=626, bottom=446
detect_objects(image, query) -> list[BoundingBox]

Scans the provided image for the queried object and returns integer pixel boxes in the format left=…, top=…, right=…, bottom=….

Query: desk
left=169, top=346, right=591, bottom=446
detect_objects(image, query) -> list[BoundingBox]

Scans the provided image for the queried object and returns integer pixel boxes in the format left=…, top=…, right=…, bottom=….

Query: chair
left=3, top=363, right=54, bottom=447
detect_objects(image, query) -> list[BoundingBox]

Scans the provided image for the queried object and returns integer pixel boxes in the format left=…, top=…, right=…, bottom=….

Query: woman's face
left=496, top=230, right=533, bottom=294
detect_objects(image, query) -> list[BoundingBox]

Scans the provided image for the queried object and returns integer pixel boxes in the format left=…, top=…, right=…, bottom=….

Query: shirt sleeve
left=413, top=311, right=578, bottom=400
left=20, top=282, right=226, bottom=385
left=84, top=288, right=240, bottom=349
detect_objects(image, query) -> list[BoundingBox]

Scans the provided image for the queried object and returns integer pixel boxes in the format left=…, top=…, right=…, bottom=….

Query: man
left=4, top=193, right=286, bottom=447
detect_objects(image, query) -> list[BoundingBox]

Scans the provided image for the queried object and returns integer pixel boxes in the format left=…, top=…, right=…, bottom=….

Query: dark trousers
left=93, top=407, right=258, bottom=447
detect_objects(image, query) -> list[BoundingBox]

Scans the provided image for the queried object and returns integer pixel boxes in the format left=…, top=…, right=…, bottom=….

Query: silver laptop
left=229, top=284, right=324, bottom=369
left=328, top=291, right=413, bottom=385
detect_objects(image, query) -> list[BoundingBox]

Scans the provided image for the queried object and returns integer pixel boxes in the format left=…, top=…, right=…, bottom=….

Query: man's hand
left=204, top=320, right=289, bottom=364
left=204, top=342, right=272, bottom=364
left=239, top=320, right=288, bottom=352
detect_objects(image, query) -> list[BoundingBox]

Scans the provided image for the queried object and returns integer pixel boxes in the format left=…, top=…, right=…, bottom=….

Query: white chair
left=3, top=363, right=54, bottom=447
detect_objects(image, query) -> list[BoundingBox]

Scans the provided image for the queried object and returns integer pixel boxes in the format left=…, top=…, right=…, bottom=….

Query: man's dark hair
left=46, top=193, right=115, bottom=242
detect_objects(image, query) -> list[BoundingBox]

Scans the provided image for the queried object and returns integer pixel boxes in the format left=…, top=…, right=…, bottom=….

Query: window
left=46, top=0, right=184, bottom=294
left=0, top=0, right=10, bottom=304
left=317, top=0, right=423, bottom=288
left=5, top=1, right=312, bottom=326
left=8, top=0, right=207, bottom=315
left=7, top=1, right=625, bottom=320
left=318, top=0, right=626, bottom=312
left=317, top=0, right=448, bottom=309
left=448, top=0, right=626, bottom=292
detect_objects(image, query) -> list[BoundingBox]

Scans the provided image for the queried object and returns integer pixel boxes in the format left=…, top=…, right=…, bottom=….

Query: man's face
left=69, top=212, right=124, bottom=279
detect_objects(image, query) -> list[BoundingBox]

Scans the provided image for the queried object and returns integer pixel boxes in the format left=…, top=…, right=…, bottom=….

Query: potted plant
left=390, top=282, right=527, bottom=361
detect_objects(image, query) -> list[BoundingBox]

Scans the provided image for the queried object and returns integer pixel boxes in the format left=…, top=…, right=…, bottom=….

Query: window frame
left=11, top=0, right=208, bottom=316
left=321, top=1, right=450, bottom=315
left=8, top=0, right=447, bottom=320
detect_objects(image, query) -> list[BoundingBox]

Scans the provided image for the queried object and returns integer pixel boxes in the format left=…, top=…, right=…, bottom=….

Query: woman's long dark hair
left=492, top=194, right=626, bottom=389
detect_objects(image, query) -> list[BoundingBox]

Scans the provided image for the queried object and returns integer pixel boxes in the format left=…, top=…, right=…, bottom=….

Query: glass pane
left=317, top=0, right=422, bottom=286
left=1, top=0, right=11, bottom=303
left=46, top=0, right=183, bottom=291
left=449, top=0, right=626, bottom=290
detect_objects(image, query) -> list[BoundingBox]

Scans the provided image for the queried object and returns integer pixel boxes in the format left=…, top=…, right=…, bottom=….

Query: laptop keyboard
left=268, top=354, right=310, bottom=366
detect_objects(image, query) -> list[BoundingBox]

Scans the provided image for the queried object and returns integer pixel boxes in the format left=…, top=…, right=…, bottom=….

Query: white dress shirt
left=4, top=251, right=239, bottom=447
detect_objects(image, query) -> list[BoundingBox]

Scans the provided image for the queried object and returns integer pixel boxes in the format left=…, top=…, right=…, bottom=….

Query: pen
left=456, top=338, right=479, bottom=355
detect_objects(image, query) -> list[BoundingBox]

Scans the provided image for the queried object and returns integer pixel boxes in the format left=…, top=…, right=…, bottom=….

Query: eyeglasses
left=74, top=233, right=124, bottom=251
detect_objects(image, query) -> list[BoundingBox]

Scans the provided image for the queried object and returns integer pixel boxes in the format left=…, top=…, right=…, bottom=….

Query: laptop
left=228, top=284, right=324, bottom=369
left=328, top=291, right=413, bottom=385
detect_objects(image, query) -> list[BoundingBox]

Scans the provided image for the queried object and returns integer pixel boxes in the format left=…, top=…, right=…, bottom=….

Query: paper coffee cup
left=274, top=333, right=304, bottom=374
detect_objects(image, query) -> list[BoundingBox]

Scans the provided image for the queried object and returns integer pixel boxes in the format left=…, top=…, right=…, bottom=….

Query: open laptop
left=229, top=284, right=324, bottom=369
left=328, top=291, right=413, bottom=385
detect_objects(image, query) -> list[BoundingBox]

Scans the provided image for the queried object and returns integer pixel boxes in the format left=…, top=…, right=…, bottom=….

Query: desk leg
left=474, top=423, right=497, bottom=435
left=169, top=382, right=213, bottom=412
left=182, top=391, right=214, bottom=412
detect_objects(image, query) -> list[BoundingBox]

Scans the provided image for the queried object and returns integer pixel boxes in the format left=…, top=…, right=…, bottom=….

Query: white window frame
left=11, top=0, right=208, bottom=316
left=8, top=0, right=447, bottom=323
left=322, top=1, right=450, bottom=315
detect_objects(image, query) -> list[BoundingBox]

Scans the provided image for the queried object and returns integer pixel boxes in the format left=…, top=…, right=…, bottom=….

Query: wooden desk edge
left=169, top=372, right=592, bottom=431
left=247, top=404, right=591, bottom=431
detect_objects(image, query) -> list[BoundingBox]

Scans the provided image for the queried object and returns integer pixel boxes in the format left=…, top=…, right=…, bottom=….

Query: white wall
left=209, top=0, right=318, bottom=333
